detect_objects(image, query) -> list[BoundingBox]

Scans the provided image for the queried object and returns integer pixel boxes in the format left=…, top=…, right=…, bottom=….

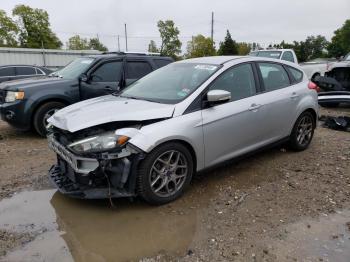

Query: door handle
left=290, top=92, right=299, bottom=99
left=248, top=103, right=262, bottom=111
left=104, top=86, right=113, bottom=91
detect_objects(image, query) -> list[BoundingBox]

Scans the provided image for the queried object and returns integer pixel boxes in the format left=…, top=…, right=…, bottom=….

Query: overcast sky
left=2, top=0, right=350, bottom=52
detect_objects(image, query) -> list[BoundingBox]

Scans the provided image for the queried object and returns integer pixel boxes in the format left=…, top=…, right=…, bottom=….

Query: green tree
left=157, top=20, right=182, bottom=59
left=217, top=30, right=238, bottom=55
left=0, top=10, right=19, bottom=47
left=186, top=34, right=215, bottom=58
left=278, top=35, right=329, bottom=62
left=148, top=40, right=159, bottom=53
left=89, top=37, right=108, bottom=51
left=12, top=5, right=62, bottom=49
left=67, top=35, right=90, bottom=50
left=327, top=19, right=350, bottom=58
left=237, top=42, right=251, bottom=55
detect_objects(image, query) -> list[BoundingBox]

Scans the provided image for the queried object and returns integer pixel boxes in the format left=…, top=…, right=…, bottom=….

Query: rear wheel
left=288, top=111, right=315, bottom=151
left=33, top=102, right=65, bottom=137
left=137, top=142, right=193, bottom=205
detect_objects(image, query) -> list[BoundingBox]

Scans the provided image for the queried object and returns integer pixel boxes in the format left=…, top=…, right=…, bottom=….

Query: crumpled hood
left=0, top=77, right=72, bottom=91
left=48, top=95, right=175, bottom=132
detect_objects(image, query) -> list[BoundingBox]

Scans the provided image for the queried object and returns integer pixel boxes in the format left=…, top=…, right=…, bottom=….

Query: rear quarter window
left=287, top=66, right=303, bottom=83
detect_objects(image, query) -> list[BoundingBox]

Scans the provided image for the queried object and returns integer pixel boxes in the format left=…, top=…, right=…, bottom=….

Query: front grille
left=0, top=90, right=5, bottom=104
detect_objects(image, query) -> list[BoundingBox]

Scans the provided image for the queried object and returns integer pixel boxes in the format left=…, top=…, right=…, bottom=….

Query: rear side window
left=153, top=59, right=172, bottom=68
left=287, top=66, right=303, bottom=83
left=16, top=67, right=36, bottom=75
left=258, top=63, right=290, bottom=91
left=126, top=61, right=152, bottom=80
left=0, top=67, right=15, bottom=77
left=209, top=63, right=256, bottom=101
left=91, top=61, right=123, bottom=82
left=281, top=51, right=295, bottom=63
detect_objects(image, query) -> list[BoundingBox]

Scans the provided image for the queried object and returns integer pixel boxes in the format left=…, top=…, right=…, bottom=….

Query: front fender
left=115, top=112, right=205, bottom=171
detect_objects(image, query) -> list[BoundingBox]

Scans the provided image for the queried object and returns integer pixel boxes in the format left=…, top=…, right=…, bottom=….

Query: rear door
left=80, top=59, right=123, bottom=100
left=255, top=62, right=300, bottom=141
left=125, top=59, right=153, bottom=86
left=0, top=67, right=16, bottom=83
left=202, top=63, right=265, bottom=167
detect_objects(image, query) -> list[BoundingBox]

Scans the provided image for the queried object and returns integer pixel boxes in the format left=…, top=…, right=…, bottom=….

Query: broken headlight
left=68, top=131, right=129, bottom=154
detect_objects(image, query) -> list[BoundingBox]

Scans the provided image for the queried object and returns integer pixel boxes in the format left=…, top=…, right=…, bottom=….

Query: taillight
left=308, top=81, right=320, bottom=92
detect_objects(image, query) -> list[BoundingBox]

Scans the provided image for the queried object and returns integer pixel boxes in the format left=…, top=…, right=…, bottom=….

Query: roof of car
left=86, top=53, right=173, bottom=60
left=180, top=56, right=245, bottom=65
left=0, top=64, right=47, bottom=68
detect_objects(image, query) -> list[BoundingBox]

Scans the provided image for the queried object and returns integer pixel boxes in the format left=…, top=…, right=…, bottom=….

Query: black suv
left=0, top=53, right=173, bottom=136
left=0, top=65, right=52, bottom=83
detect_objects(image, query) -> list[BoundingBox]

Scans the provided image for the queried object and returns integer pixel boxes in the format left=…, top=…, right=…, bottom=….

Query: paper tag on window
left=195, top=65, right=217, bottom=71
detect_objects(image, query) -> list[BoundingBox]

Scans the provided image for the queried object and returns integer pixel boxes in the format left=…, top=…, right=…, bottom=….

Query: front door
left=202, top=63, right=265, bottom=167
left=80, top=60, right=123, bottom=100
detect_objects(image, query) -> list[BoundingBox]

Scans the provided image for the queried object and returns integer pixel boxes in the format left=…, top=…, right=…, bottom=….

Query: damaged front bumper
left=47, top=135, right=144, bottom=199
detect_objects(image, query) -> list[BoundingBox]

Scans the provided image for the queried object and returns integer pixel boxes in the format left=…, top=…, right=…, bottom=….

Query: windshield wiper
left=119, top=95, right=161, bottom=103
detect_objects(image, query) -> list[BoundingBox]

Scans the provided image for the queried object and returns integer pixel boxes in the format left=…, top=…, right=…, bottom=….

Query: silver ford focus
left=47, top=56, right=319, bottom=205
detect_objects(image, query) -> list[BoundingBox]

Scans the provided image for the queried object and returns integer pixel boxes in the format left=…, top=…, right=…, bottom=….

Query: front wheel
left=137, top=142, right=194, bottom=205
left=288, top=111, right=315, bottom=151
left=33, top=102, right=65, bottom=137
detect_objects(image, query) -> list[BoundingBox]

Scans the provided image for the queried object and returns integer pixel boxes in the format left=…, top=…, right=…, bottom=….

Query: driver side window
left=91, top=61, right=122, bottom=82
left=209, top=63, right=257, bottom=101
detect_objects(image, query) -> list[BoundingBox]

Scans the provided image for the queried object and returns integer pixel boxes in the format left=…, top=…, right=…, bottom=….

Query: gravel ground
left=0, top=106, right=349, bottom=261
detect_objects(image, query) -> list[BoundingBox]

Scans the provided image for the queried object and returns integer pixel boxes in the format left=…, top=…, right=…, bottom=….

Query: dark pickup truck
left=0, top=52, right=173, bottom=136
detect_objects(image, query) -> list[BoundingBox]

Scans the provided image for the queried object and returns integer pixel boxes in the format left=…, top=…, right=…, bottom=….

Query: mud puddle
left=0, top=188, right=204, bottom=262
left=272, top=210, right=350, bottom=262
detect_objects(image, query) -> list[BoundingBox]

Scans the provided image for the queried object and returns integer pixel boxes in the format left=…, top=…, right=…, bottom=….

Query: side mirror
left=79, top=74, right=88, bottom=82
left=206, top=89, right=231, bottom=106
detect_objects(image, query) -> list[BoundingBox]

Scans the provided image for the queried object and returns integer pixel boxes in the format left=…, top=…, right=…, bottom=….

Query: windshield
left=256, top=51, right=282, bottom=59
left=120, top=63, right=220, bottom=104
left=53, top=57, right=94, bottom=79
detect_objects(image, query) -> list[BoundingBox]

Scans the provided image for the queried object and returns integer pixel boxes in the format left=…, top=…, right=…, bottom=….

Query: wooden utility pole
left=211, top=12, right=214, bottom=42
left=117, top=35, right=120, bottom=52
left=124, top=24, right=128, bottom=52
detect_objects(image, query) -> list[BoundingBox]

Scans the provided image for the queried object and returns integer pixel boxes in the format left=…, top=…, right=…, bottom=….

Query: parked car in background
left=47, top=56, right=318, bottom=205
left=249, top=49, right=329, bottom=80
left=300, top=58, right=336, bottom=82
left=0, top=52, right=173, bottom=136
left=0, top=65, right=52, bottom=83
left=314, top=52, right=350, bottom=107
left=249, top=49, right=298, bottom=63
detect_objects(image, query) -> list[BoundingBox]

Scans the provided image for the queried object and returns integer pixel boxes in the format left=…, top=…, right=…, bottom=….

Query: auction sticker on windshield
left=194, top=65, right=217, bottom=71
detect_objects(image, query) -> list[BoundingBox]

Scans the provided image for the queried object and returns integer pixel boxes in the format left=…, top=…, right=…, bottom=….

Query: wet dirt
left=0, top=185, right=211, bottom=262
left=273, top=210, right=350, bottom=262
left=0, top=106, right=350, bottom=261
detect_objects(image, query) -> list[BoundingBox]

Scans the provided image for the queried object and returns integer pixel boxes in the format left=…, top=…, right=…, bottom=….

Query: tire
left=137, top=142, right=194, bottom=205
left=288, top=111, right=315, bottom=151
left=33, top=102, right=65, bottom=137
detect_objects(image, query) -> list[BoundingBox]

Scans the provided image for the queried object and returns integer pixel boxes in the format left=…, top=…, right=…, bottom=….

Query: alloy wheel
left=296, top=115, right=313, bottom=146
left=149, top=150, right=188, bottom=197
